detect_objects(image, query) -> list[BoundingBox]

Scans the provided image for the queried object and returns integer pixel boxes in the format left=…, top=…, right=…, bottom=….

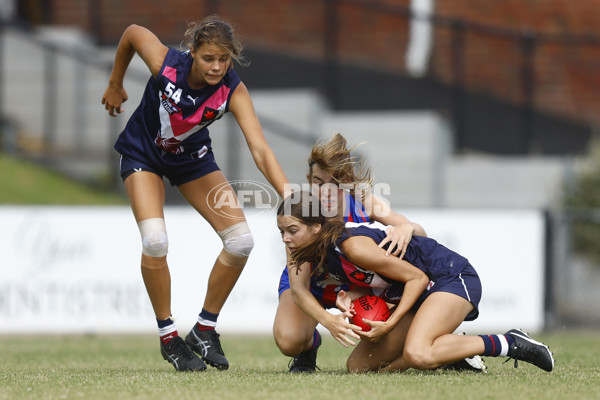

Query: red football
left=350, top=295, right=390, bottom=332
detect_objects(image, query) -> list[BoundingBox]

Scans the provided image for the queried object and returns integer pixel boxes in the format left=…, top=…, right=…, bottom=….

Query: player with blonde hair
left=273, top=133, right=427, bottom=372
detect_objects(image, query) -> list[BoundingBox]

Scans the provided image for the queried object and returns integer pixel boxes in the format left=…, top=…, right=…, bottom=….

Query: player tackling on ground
left=279, top=191, right=554, bottom=373
left=274, top=134, right=487, bottom=373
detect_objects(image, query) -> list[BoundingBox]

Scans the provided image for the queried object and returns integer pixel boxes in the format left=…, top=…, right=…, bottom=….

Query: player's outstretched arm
left=102, top=25, right=168, bottom=117
left=228, top=83, right=290, bottom=198
left=288, top=260, right=361, bottom=348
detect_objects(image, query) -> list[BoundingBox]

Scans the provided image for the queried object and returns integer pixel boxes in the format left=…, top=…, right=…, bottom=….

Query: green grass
left=0, top=153, right=126, bottom=204
left=1, top=154, right=599, bottom=399
left=1, top=332, right=599, bottom=400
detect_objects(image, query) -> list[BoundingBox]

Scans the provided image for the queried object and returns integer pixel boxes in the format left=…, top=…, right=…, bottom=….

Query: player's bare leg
left=346, top=310, right=415, bottom=372
left=204, top=258, right=245, bottom=311
left=140, top=254, right=171, bottom=319
left=402, top=292, right=481, bottom=370
left=179, top=170, right=249, bottom=311
left=125, top=171, right=206, bottom=372
left=273, top=290, right=322, bottom=372
left=408, top=293, right=553, bottom=372
left=274, top=289, right=319, bottom=356
left=179, top=170, right=251, bottom=369
left=124, top=171, right=171, bottom=318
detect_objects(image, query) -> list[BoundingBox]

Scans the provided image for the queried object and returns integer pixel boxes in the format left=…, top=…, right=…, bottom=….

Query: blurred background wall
left=1, top=0, right=600, bottom=330
left=43, top=0, right=600, bottom=152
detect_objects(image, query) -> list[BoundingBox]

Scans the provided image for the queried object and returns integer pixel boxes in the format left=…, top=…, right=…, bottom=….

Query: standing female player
left=101, top=17, right=288, bottom=372
left=278, top=193, right=555, bottom=373
left=273, top=133, right=428, bottom=372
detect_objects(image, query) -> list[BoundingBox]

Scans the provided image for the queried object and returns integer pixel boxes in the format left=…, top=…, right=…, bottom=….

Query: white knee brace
left=138, top=218, right=169, bottom=257
left=217, top=221, right=254, bottom=266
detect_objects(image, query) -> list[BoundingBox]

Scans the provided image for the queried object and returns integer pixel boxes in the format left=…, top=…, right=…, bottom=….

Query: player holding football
left=278, top=192, right=555, bottom=373
left=274, top=134, right=485, bottom=373
left=102, top=17, right=289, bottom=372
left=273, top=134, right=426, bottom=372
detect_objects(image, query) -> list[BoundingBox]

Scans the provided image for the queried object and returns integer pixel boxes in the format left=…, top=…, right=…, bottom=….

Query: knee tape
left=217, top=222, right=254, bottom=266
left=138, top=218, right=168, bottom=258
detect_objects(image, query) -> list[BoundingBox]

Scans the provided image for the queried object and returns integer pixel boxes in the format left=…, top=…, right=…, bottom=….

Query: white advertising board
left=0, top=206, right=545, bottom=334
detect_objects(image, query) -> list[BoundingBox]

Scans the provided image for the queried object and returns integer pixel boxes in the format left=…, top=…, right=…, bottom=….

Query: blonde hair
left=308, top=133, right=372, bottom=201
left=182, top=15, right=248, bottom=66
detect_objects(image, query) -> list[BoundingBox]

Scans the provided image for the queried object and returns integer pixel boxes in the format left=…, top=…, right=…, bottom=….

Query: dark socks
left=310, top=329, right=321, bottom=351
left=480, top=334, right=514, bottom=357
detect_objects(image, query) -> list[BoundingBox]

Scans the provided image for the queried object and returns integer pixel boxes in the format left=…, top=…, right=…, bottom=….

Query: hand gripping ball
left=350, top=295, right=390, bottom=332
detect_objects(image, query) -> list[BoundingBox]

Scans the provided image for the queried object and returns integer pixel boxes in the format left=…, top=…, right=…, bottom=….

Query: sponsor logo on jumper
left=349, top=268, right=374, bottom=284
left=187, top=95, right=198, bottom=105
left=155, top=136, right=184, bottom=155
left=198, top=106, right=220, bottom=127
left=160, top=91, right=181, bottom=115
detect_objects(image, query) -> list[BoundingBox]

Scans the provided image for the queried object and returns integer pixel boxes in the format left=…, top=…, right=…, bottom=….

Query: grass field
left=2, top=154, right=599, bottom=399
left=0, top=153, right=126, bottom=205
left=1, top=331, right=599, bottom=400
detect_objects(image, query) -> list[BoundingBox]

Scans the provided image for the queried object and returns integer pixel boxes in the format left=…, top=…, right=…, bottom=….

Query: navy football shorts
left=420, top=263, right=482, bottom=321
left=119, top=146, right=220, bottom=186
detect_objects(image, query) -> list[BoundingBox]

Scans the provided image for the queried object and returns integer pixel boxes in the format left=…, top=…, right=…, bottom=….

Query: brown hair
left=308, top=133, right=372, bottom=201
left=277, top=191, right=346, bottom=273
left=182, top=15, right=248, bottom=66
